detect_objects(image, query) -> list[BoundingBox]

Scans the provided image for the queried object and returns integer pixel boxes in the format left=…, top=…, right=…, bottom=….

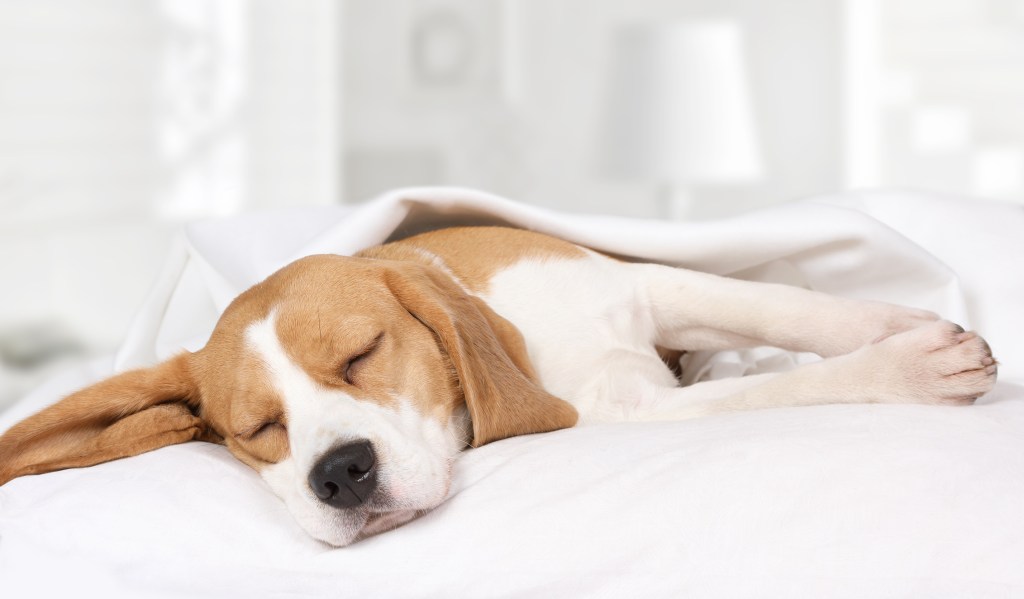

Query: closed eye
left=343, top=332, right=384, bottom=385
left=238, top=420, right=285, bottom=440
left=253, top=421, right=286, bottom=437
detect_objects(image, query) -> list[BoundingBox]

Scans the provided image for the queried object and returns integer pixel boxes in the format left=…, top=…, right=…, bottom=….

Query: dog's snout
left=308, top=440, right=378, bottom=509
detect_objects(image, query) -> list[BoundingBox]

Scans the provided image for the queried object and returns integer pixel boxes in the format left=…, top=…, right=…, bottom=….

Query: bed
left=1, top=188, right=1022, bottom=598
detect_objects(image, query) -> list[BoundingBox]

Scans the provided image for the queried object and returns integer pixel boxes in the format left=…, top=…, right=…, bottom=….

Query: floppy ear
left=385, top=263, right=578, bottom=447
left=0, top=353, right=213, bottom=486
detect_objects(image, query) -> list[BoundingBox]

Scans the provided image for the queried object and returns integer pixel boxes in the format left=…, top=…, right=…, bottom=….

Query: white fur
left=480, top=252, right=995, bottom=423
left=247, top=311, right=467, bottom=546
left=480, top=252, right=674, bottom=423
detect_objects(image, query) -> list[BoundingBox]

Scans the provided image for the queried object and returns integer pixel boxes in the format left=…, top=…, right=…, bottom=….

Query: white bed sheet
left=1, top=188, right=1022, bottom=598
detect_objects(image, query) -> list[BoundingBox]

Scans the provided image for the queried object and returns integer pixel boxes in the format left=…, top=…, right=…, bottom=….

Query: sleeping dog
left=0, top=226, right=997, bottom=546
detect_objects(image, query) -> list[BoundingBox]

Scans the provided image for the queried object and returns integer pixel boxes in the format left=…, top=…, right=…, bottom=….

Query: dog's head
left=0, top=255, right=577, bottom=546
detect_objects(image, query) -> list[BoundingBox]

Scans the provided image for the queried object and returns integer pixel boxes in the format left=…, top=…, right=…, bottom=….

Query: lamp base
left=661, top=183, right=693, bottom=220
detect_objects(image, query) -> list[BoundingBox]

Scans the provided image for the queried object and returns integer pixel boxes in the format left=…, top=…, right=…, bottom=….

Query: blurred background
left=1, top=0, right=1023, bottom=407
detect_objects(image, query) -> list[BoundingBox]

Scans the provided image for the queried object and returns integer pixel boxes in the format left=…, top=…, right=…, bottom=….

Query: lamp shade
left=603, top=21, right=763, bottom=183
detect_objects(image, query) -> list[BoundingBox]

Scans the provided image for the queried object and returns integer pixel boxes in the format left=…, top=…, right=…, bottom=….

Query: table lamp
left=603, top=21, right=764, bottom=219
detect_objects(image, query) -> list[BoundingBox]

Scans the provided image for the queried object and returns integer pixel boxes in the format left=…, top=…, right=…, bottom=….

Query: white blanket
left=1, top=188, right=1022, bottom=598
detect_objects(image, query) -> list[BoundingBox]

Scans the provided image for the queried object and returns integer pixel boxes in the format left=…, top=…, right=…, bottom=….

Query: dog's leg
left=631, top=320, right=996, bottom=420
left=639, top=264, right=940, bottom=358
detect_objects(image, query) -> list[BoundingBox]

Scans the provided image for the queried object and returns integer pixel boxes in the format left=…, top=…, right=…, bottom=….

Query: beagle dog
left=0, top=227, right=997, bottom=546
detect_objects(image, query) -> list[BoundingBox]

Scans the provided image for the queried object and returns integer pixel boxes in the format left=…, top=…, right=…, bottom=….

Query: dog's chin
left=304, top=512, right=366, bottom=548
left=358, top=509, right=421, bottom=539
left=306, top=508, right=423, bottom=547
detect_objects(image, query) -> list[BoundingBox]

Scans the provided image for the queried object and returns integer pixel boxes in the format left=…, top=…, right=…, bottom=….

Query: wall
left=0, top=0, right=341, bottom=405
left=342, top=0, right=845, bottom=219
left=847, top=0, right=1024, bottom=201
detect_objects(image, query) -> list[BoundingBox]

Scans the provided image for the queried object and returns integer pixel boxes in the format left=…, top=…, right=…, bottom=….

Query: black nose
left=307, top=440, right=378, bottom=509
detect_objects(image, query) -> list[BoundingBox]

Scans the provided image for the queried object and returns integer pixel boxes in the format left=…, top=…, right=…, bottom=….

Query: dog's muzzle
left=307, top=440, right=378, bottom=508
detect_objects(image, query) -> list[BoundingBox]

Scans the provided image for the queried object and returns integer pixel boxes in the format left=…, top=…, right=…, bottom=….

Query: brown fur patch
left=360, top=226, right=586, bottom=293
left=266, top=256, right=464, bottom=426
left=384, top=260, right=578, bottom=445
left=0, top=353, right=209, bottom=486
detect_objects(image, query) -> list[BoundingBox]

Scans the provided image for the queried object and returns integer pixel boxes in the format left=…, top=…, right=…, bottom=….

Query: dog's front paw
left=874, top=320, right=997, bottom=405
left=818, top=301, right=939, bottom=357
left=868, top=304, right=941, bottom=344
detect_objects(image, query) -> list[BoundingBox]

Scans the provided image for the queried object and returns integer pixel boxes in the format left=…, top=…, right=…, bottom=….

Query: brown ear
left=385, top=262, right=578, bottom=447
left=0, top=353, right=213, bottom=486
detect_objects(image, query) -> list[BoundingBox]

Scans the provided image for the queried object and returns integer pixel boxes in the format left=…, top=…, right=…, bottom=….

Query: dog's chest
left=476, top=253, right=678, bottom=422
